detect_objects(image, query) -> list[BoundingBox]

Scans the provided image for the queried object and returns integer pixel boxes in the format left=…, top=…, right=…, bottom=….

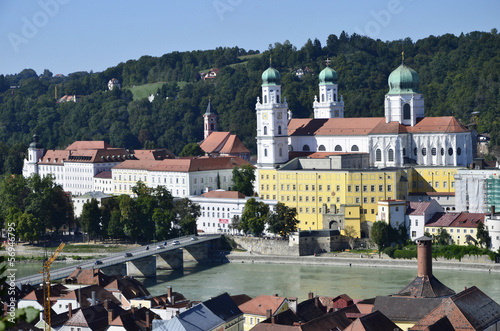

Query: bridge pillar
left=102, top=264, right=126, bottom=276
left=126, top=256, right=157, bottom=278
left=183, top=243, right=210, bottom=262
left=157, top=249, right=183, bottom=270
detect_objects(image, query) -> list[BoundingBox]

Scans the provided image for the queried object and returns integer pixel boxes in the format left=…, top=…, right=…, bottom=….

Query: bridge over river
left=15, top=234, right=222, bottom=287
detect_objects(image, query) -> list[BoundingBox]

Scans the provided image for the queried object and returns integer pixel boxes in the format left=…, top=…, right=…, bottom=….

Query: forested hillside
left=0, top=30, right=499, bottom=175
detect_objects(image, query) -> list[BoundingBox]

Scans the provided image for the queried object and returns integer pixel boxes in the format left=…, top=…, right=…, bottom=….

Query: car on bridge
left=124, top=252, right=133, bottom=257
left=95, top=260, right=103, bottom=265
left=171, top=240, right=180, bottom=245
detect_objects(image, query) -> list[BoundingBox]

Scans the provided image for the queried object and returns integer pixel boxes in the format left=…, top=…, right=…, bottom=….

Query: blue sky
left=0, top=0, right=498, bottom=76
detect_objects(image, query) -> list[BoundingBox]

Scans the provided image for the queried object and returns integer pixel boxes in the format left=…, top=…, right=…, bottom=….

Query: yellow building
left=238, top=295, right=290, bottom=331
left=408, top=166, right=462, bottom=194
left=257, top=154, right=407, bottom=235
left=424, top=212, right=486, bottom=245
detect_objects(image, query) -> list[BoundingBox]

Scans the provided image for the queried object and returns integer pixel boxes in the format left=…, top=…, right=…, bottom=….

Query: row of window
left=263, top=126, right=283, bottom=135
left=262, top=184, right=393, bottom=193
left=303, top=144, right=359, bottom=152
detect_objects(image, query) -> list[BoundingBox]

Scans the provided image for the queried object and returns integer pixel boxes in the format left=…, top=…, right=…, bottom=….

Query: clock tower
left=256, top=64, right=289, bottom=169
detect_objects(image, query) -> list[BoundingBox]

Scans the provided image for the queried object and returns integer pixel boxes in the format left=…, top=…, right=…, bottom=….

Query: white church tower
left=203, top=99, right=218, bottom=139
left=23, top=134, right=45, bottom=177
left=256, top=64, right=289, bottom=169
left=313, top=60, right=344, bottom=119
left=384, top=56, right=424, bottom=126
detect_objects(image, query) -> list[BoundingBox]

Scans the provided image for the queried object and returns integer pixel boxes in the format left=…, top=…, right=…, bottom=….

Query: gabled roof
left=130, top=149, right=175, bottom=160
left=146, top=156, right=251, bottom=173
left=203, top=292, right=243, bottom=321
left=201, top=190, right=247, bottom=199
left=61, top=284, right=120, bottom=307
left=239, top=295, right=288, bottom=316
left=230, top=294, right=253, bottom=307
left=65, top=268, right=111, bottom=286
left=64, top=302, right=124, bottom=331
left=426, top=212, right=486, bottom=228
left=200, top=132, right=251, bottom=155
left=65, top=141, right=113, bottom=150
left=40, top=148, right=134, bottom=164
left=410, top=286, right=500, bottom=331
left=296, top=297, right=327, bottom=322
left=373, top=296, right=444, bottom=322
left=170, top=303, right=224, bottom=330
left=288, top=116, right=469, bottom=137
left=22, top=284, right=68, bottom=304
left=407, top=201, right=436, bottom=216
left=104, top=275, right=150, bottom=300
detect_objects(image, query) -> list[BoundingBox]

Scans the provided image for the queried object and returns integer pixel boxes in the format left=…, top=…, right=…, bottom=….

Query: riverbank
left=224, top=251, right=500, bottom=273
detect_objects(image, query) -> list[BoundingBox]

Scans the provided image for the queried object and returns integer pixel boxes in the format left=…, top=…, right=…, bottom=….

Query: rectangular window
left=305, top=185, right=309, bottom=191
left=435, top=182, right=439, bottom=188
left=443, top=181, right=447, bottom=188
left=363, top=197, right=368, bottom=203
left=348, top=185, right=352, bottom=192
left=371, top=197, right=375, bottom=203
left=379, top=185, right=383, bottom=192
left=355, top=185, right=360, bottom=192
left=319, top=185, right=322, bottom=191
left=387, top=185, right=392, bottom=192
left=450, top=229, right=453, bottom=233
left=312, top=185, right=315, bottom=191
left=371, top=209, right=374, bottom=214
left=293, top=185, right=296, bottom=190
left=371, top=185, right=375, bottom=192
left=363, top=185, right=367, bottom=192
left=355, top=197, right=360, bottom=203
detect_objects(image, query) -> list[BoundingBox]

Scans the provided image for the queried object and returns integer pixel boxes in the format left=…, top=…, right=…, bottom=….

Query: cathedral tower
left=24, top=134, right=44, bottom=176
left=313, top=60, right=344, bottom=119
left=384, top=58, right=424, bottom=126
left=256, top=64, right=289, bottom=168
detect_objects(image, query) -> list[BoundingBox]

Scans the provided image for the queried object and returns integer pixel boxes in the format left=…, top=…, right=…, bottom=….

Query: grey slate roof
left=372, top=296, right=444, bottom=322
left=157, top=303, right=224, bottom=331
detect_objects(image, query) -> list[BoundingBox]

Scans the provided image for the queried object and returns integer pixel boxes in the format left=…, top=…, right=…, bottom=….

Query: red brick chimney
left=145, top=311, right=150, bottom=329
left=68, top=303, right=72, bottom=319
left=167, top=286, right=172, bottom=301
left=266, top=309, right=272, bottom=319
left=417, top=236, right=432, bottom=277
left=308, top=292, right=314, bottom=300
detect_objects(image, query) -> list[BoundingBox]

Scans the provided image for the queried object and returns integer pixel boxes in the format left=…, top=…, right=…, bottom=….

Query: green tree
left=434, top=228, right=453, bottom=245
left=232, top=164, right=255, bottom=196
left=79, top=199, right=101, bottom=240
left=16, top=212, right=44, bottom=243
left=107, top=209, right=124, bottom=240
left=153, top=208, right=175, bottom=240
left=476, top=221, right=492, bottom=249
left=179, top=142, right=203, bottom=157
left=173, top=198, right=200, bottom=235
left=239, top=198, right=269, bottom=236
left=266, top=202, right=299, bottom=237
left=370, top=221, right=390, bottom=251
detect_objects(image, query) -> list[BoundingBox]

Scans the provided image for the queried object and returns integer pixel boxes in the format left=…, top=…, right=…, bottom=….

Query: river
left=13, top=260, right=500, bottom=304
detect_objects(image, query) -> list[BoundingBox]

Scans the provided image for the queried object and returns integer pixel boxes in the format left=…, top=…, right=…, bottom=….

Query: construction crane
left=40, top=242, right=65, bottom=331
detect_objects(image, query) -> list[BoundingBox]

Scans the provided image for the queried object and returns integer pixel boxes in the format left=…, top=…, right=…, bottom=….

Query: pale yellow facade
left=425, top=225, right=477, bottom=246
left=242, top=303, right=289, bottom=331
left=112, top=168, right=149, bottom=196
left=258, top=168, right=407, bottom=232
left=408, top=166, right=461, bottom=194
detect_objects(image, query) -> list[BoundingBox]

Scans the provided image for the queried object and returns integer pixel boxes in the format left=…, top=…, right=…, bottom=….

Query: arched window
left=457, top=147, right=462, bottom=155
left=210, top=124, right=214, bottom=130
left=441, top=148, right=445, bottom=156
left=351, top=145, right=359, bottom=152
left=318, top=145, right=326, bottom=151
left=303, top=145, right=310, bottom=151
left=279, top=148, right=282, bottom=157
left=278, top=126, right=282, bottom=135
left=264, top=95, right=267, bottom=103
left=264, top=149, right=268, bottom=157
left=277, top=95, right=280, bottom=103
left=322, top=94, right=325, bottom=102
left=403, top=148, right=406, bottom=156
left=431, top=148, right=437, bottom=156
left=334, top=94, right=337, bottom=102
left=422, top=148, right=427, bottom=156
left=376, top=149, right=382, bottom=161
left=448, top=148, right=453, bottom=156
left=334, top=145, right=342, bottom=151
left=388, top=149, right=394, bottom=162
left=414, top=148, right=417, bottom=156
left=263, top=126, right=267, bottom=135
left=403, top=104, right=411, bottom=120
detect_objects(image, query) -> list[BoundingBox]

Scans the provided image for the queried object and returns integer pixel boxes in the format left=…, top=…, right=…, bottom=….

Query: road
left=15, top=234, right=221, bottom=287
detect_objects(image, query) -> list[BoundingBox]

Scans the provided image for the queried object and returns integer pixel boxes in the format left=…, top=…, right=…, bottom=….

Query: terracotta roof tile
left=407, top=201, right=435, bottom=215
left=200, top=132, right=231, bottom=153
left=219, top=135, right=251, bottom=154
left=201, top=190, right=247, bottom=199
left=112, top=159, right=161, bottom=170
left=409, top=117, right=469, bottom=133
left=65, top=141, right=113, bottom=150
left=238, top=295, right=288, bottom=316
left=149, top=156, right=252, bottom=173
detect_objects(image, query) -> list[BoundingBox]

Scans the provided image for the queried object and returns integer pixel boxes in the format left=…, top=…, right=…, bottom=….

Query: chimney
left=171, top=295, right=175, bottom=305
left=146, top=311, right=150, bottom=329
left=274, top=293, right=278, bottom=297
left=417, top=236, right=432, bottom=278
left=314, top=297, right=319, bottom=308
left=167, top=286, right=172, bottom=301
left=108, top=309, right=114, bottom=325
left=91, top=291, right=96, bottom=306
left=68, top=303, right=72, bottom=318
left=266, top=309, right=272, bottom=319
left=104, top=299, right=109, bottom=310
left=308, top=292, right=314, bottom=300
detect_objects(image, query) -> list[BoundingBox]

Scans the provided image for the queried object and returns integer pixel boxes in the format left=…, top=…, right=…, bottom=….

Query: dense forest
left=0, top=30, right=499, bottom=175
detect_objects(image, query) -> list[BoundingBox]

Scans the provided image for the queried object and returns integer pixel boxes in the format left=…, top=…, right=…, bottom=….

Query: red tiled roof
left=407, top=201, right=435, bottom=216
left=219, top=135, right=251, bottom=154
left=65, top=141, right=113, bottom=150
left=201, top=191, right=247, bottom=199
left=288, top=116, right=469, bottom=137
left=112, top=159, right=161, bottom=170
left=130, top=149, right=175, bottom=160
left=94, top=171, right=112, bottom=179
left=149, top=156, right=252, bottom=173
left=40, top=148, right=133, bottom=164
left=238, top=295, right=287, bottom=316
left=426, top=212, right=486, bottom=228
left=200, top=132, right=231, bottom=153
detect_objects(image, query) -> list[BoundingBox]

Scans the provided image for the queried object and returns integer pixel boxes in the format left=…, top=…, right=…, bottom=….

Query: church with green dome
left=256, top=59, right=473, bottom=169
